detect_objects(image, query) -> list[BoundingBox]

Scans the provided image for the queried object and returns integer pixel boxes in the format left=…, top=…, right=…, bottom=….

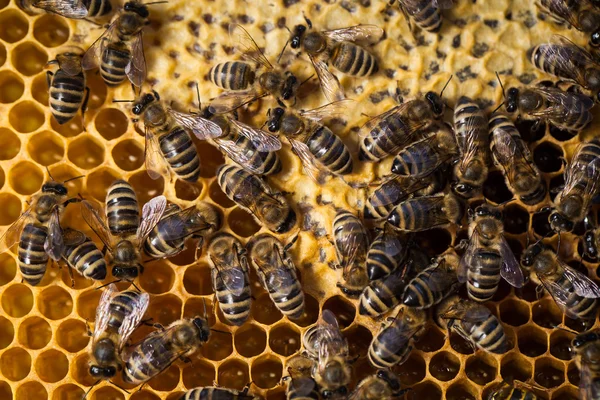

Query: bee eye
left=592, top=31, right=600, bottom=46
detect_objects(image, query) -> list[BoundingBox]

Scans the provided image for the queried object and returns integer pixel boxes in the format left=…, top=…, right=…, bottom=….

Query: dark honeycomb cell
left=500, top=352, right=532, bottom=383
left=130, top=391, right=161, bottom=400
left=174, top=179, right=203, bottom=201
left=0, top=71, right=24, bottom=104
left=0, top=317, right=14, bottom=350
left=32, top=14, right=69, bottom=47
left=323, top=295, right=356, bottom=329
left=0, top=10, right=29, bottom=43
left=518, top=326, right=548, bottom=357
left=15, top=381, right=46, bottom=399
left=532, top=209, right=555, bottom=238
left=112, top=139, right=144, bottom=171
left=465, top=353, right=498, bottom=385
left=218, top=359, right=249, bottom=391
left=71, top=354, right=95, bottom=386
left=183, top=298, right=216, bottom=327
left=147, top=294, right=182, bottom=326
left=252, top=292, right=283, bottom=325
left=552, top=386, right=580, bottom=400
left=0, top=254, right=16, bottom=286
left=56, top=319, right=89, bottom=353
left=35, top=349, right=68, bottom=382
left=291, top=293, right=319, bottom=327
left=139, top=260, right=175, bottom=294
left=532, top=298, right=562, bottom=328
left=567, top=361, right=579, bottom=386
left=564, top=315, right=592, bottom=333
left=209, top=180, right=235, bottom=208
left=12, top=42, right=47, bottom=76
left=499, top=299, right=530, bottom=326
left=413, top=228, right=452, bottom=256
left=251, top=356, right=283, bottom=389
left=516, top=120, right=545, bottom=143
left=550, top=330, right=574, bottom=361
left=53, top=384, right=84, bottom=400
left=129, top=171, right=165, bottom=205
left=344, top=324, right=372, bottom=359
left=234, top=323, right=267, bottom=357
left=449, top=330, right=475, bottom=355
left=549, top=174, right=564, bottom=203
left=534, top=358, right=565, bottom=388
left=410, top=381, right=442, bottom=399
left=38, top=286, right=73, bottom=320
left=503, top=204, right=530, bottom=234
left=9, top=161, right=42, bottom=195
left=515, top=281, right=539, bottom=302
left=196, top=141, right=224, bottom=178
left=492, top=279, right=512, bottom=302
left=183, top=264, right=213, bottom=295
left=269, top=323, right=300, bottom=356
left=2, top=284, right=33, bottom=318
left=1, top=347, right=31, bottom=381
left=534, top=142, right=563, bottom=173
left=228, top=207, right=261, bottom=237
left=483, top=170, right=513, bottom=204
left=90, top=386, right=124, bottom=400
left=68, top=135, right=105, bottom=169
left=393, top=352, right=426, bottom=386
left=429, top=351, right=460, bottom=381
left=18, top=317, right=51, bottom=350
left=148, top=364, right=179, bottom=391
left=446, top=381, right=477, bottom=400
left=549, top=125, right=577, bottom=142
left=182, top=359, right=215, bottom=389
left=414, top=324, right=445, bottom=352
left=95, top=108, right=129, bottom=140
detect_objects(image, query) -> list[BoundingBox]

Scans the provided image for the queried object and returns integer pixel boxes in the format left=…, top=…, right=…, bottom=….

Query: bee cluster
left=3, top=0, right=600, bottom=399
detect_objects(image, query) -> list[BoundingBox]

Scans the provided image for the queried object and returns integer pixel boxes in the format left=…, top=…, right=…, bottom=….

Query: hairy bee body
left=83, top=0, right=112, bottom=16
left=47, top=52, right=88, bottom=125
left=366, top=230, right=408, bottom=281
left=305, top=124, right=353, bottom=176
left=106, top=180, right=140, bottom=236
left=62, top=228, right=107, bottom=281
left=334, top=210, right=370, bottom=298
left=209, top=61, right=255, bottom=91
left=387, top=193, right=463, bottom=232
left=571, top=329, right=600, bottom=399
left=18, top=0, right=112, bottom=18
left=285, top=376, right=320, bottom=400
left=538, top=0, right=600, bottom=46
left=359, top=261, right=412, bottom=317
left=179, top=386, right=259, bottom=400
left=400, top=0, right=444, bottom=32
left=18, top=224, right=50, bottom=286
left=330, top=41, right=379, bottom=77
left=349, top=370, right=405, bottom=400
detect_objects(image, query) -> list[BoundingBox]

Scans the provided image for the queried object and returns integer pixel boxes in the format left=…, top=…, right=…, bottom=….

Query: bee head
left=89, top=365, right=117, bottom=379
left=573, top=331, right=600, bottom=348
left=112, top=265, right=139, bottom=279
left=474, top=204, right=502, bottom=220
left=42, top=181, right=68, bottom=196
left=452, top=182, right=477, bottom=198
left=505, top=87, right=519, bottom=113
left=290, top=25, right=307, bottom=49
left=521, top=242, right=544, bottom=267
left=192, top=317, right=210, bottom=342
left=425, top=91, right=445, bottom=118
left=549, top=210, right=574, bottom=232
left=321, top=386, right=347, bottom=399
left=132, top=92, right=157, bottom=115
left=281, top=72, right=298, bottom=100
left=267, top=107, right=286, bottom=132
left=124, top=1, right=149, bottom=17
left=592, top=31, right=600, bottom=48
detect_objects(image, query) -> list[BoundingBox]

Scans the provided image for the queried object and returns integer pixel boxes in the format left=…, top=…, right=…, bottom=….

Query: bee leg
left=46, top=71, right=54, bottom=89
left=81, top=86, right=91, bottom=132
left=531, top=119, right=543, bottom=132
left=140, top=317, right=154, bottom=326
left=285, top=233, right=299, bottom=251
left=85, top=319, right=93, bottom=336
left=194, top=237, right=205, bottom=261
left=153, top=323, right=166, bottom=331
left=179, top=356, right=192, bottom=365
left=66, top=264, right=76, bottom=288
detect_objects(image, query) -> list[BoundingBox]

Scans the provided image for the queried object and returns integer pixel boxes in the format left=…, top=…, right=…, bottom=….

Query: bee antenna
left=108, top=380, right=130, bottom=394
left=45, top=166, right=55, bottom=181
left=299, top=73, right=315, bottom=88
left=112, top=99, right=135, bottom=103
left=144, top=1, right=168, bottom=5
left=277, top=40, right=290, bottom=64
left=202, top=297, right=207, bottom=319
left=557, top=231, right=562, bottom=252
left=284, top=25, right=292, bottom=34
left=439, top=75, right=453, bottom=98
left=63, top=175, right=85, bottom=183
left=82, top=379, right=102, bottom=399
left=195, top=81, right=202, bottom=111
left=210, top=328, right=230, bottom=335
left=302, top=12, right=312, bottom=29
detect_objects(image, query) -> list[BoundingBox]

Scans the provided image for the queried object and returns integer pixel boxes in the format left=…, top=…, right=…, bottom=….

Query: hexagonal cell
left=567, top=361, right=579, bottom=386
left=550, top=330, right=575, bottom=361
left=252, top=292, right=283, bottom=325
left=411, top=381, right=442, bottom=399
left=175, top=179, right=203, bottom=201
left=0, top=381, right=11, bottom=400
left=533, top=141, right=563, bottom=173
left=291, top=293, right=319, bottom=327
left=168, top=240, right=197, bottom=266
left=552, top=386, right=579, bottom=400
left=68, top=135, right=105, bottom=169
left=483, top=170, right=513, bottom=204
left=18, top=317, right=51, bottom=350
left=0, top=166, right=4, bottom=190
left=209, top=179, right=235, bottom=208
left=0, top=9, right=29, bottom=43
left=446, top=381, right=478, bottom=400
left=0, top=70, right=24, bottom=103
left=182, top=298, right=216, bottom=327
left=269, top=323, right=300, bottom=357
left=12, top=42, right=48, bottom=76
left=9, top=101, right=45, bottom=133
left=429, top=351, right=460, bottom=381
left=564, top=314, right=592, bottom=333
left=33, top=14, right=69, bottom=47
left=0, top=193, right=21, bottom=225
left=449, top=330, right=475, bottom=355
left=218, top=359, right=250, bottom=391
left=202, top=329, right=233, bottom=361
left=51, top=113, right=83, bottom=137
left=31, top=73, right=49, bottom=106
left=15, top=381, right=46, bottom=400
left=0, top=316, right=13, bottom=351
left=95, top=108, right=129, bottom=140
left=76, top=288, right=103, bottom=321
left=38, top=286, right=73, bottom=320
left=28, top=130, right=65, bottom=166
left=86, top=167, right=120, bottom=202
left=130, top=391, right=161, bottom=400
left=86, top=70, right=107, bottom=110
left=53, top=384, right=85, bottom=400
left=228, top=207, right=261, bottom=237
left=393, top=352, right=426, bottom=386
left=129, top=171, right=165, bottom=205
left=532, top=208, right=555, bottom=238
left=491, top=279, right=513, bottom=302
left=323, top=295, right=356, bottom=329
left=516, top=281, right=539, bottom=302
left=518, top=326, right=548, bottom=357
left=148, top=364, right=179, bottom=392
left=534, top=357, right=565, bottom=389
left=9, top=161, right=43, bottom=196
left=182, top=358, right=215, bottom=389
left=351, top=357, right=376, bottom=389
left=235, top=323, right=267, bottom=357
left=183, top=264, right=213, bottom=295
left=503, top=204, right=530, bottom=234
left=414, top=228, right=452, bottom=255
left=112, top=139, right=144, bottom=171
left=532, top=299, right=562, bottom=329
left=2, top=284, right=33, bottom=317
left=90, top=386, right=125, bottom=400
left=139, top=259, right=175, bottom=294
left=71, top=353, right=96, bottom=386
left=148, top=294, right=182, bottom=326
left=1, top=348, right=31, bottom=381
left=465, top=353, right=498, bottom=385
left=0, top=253, right=16, bottom=286
left=499, top=298, right=530, bottom=326
left=197, top=141, right=224, bottom=178
left=56, top=319, right=89, bottom=353
left=415, top=324, right=445, bottom=352
left=549, top=124, right=577, bottom=141
left=0, top=42, right=5, bottom=66
left=251, top=355, right=283, bottom=389
left=501, top=352, right=533, bottom=383
left=344, top=324, right=372, bottom=359
left=35, top=349, right=68, bottom=383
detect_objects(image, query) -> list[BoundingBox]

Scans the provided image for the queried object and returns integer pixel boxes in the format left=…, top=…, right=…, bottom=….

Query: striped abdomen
left=391, top=137, right=445, bottom=177
left=100, top=42, right=130, bottom=86
left=403, top=264, right=458, bottom=308
left=216, top=133, right=282, bottom=176
left=18, top=224, right=48, bottom=286
left=366, top=231, right=407, bottom=280
left=217, top=164, right=258, bottom=203
left=528, top=43, right=584, bottom=85
left=387, top=196, right=450, bottom=232
left=571, top=139, right=600, bottom=191
left=49, top=69, right=86, bottom=124
left=548, top=95, right=593, bottom=132
left=368, top=323, right=413, bottom=368
left=106, top=180, right=140, bottom=236
left=466, top=251, right=502, bottom=302
left=266, top=270, right=305, bottom=319
left=331, top=42, right=378, bottom=77
left=359, top=266, right=408, bottom=317
left=460, top=312, right=508, bottom=354
left=107, top=290, right=143, bottom=332
left=63, top=234, right=106, bottom=280
left=181, top=387, right=253, bottom=400
left=402, top=0, right=443, bottom=32
left=306, top=125, right=353, bottom=175
left=333, top=210, right=369, bottom=264
left=212, top=268, right=251, bottom=326
left=209, top=61, right=255, bottom=91
left=287, top=377, right=320, bottom=400
left=554, top=275, right=599, bottom=320
left=82, top=0, right=112, bottom=17
left=159, top=126, right=201, bottom=182
left=123, top=335, right=173, bottom=384
left=143, top=210, right=186, bottom=259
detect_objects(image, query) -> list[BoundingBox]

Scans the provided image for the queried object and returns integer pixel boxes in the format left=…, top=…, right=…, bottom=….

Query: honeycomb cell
left=129, top=171, right=165, bottom=205
left=550, top=125, right=577, bottom=142
left=465, top=353, right=498, bottom=385
left=532, top=299, right=562, bottom=329
left=501, top=352, right=533, bottom=383
left=202, top=330, right=233, bottom=361
left=415, top=324, right=445, bottom=352
left=35, top=349, right=68, bottom=382
left=90, top=386, right=125, bottom=400
left=446, top=381, right=477, bottom=400
left=0, top=193, right=23, bottom=225
left=550, top=330, right=575, bottom=361
left=251, top=355, right=283, bottom=389
left=169, top=242, right=198, bottom=266
left=76, top=289, right=102, bottom=321
left=148, top=364, right=180, bottom=392
left=430, top=351, right=460, bottom=381
left=130, top=391, right=161, bottom=400
left=95, top=108, right=129, bottom=140
left=0, top=317, right=14, bottom=349
left=0, top=43, right=5, bottom=66
left=352, top=357, right=376, bottom=388
left=71, top=353, right=95, bottom=386
left=269, top=323, right=300, bottom=356
left=18, top=316, right=51, bottom=350
left=86, top=167, right=120, bottom=202
left=139, top=259, right=175, bottom=294
left=449, top=330, right=475, bottom=355
left=393, top=352, right=426, bottom=386
left=564, top=315, right=590, bottom=333
left=15, top=381, right=46, bottom=400
left=56, top=319, right=89, bottom=353
left=414, top=228, right=452, bottom=255
left=323, top=295, right=355, bottom=329
left=228, top=207, right=261, bottom=237
left=148, top=294, right=182, bottom=326
left=33, top=14, right=69, bottom=47
left=253, top=292, right=283, bottom=325
left=516, top=281, right=539, bottom=302
left=1, top=348, right=31, bottom=381
left=68, top=135, right=105, bottom=169
left=0, top=10, right=29, bottom=43
left=197, top=141, right=224, bottom=178
left=483, top=170, right=513, bottom=204
left=28, top=130, right=65, bottom=166
left=166, top=394, right=185, bottom=400
left=12, top=42, right=48, bottom=76
left=0, top=381, right=11, bottom=400
left=534, top=142, right=563, bottom=173
left=292, top=293, right=319, bottom=327
left=175, top=179, right=203, bottom=201
left=111, top=139, right=144, bottom=171
left=503, top=204, right=530, bottom=234
left=534, top=357, right=565, bottom=388
left=344, top=324, right=372, bottom=359
left=209, top=179, right=235, bottom=208
left=2, top=284, right=33, bottom=317
left=86, top=70, right=107, bottom=110
left=235, top=323, right=267, bottom=357
left=182, top=358, right=215, bottom=389
left=183, top=298, right=216, bottom=327
left=567, top=361, right=579, bottom=386
left=552, top=386, right=579, bottom=400
left=0, top=70, right=25, bottom=103
left=31, top=72, right=49, bottom=106
left=38, top=286, right=73, bottom=320
left=532, top=209, right=554, bottom=238
left=499, top=299, right=530, bottom=326
left=0, top=253, right=16, bottom=285
left=183, top=264, right=213, bottom=295
left=9, top=101, right=45, bottom=133
left=218, top=359, right=250, bottom=391
left=9, top=161, right=43, bottom=196
left=53, top=384, right=85, bottom=400
left=518, top=326, right=548, bottom=357
left=411, top=381, right=442, bottom=399
left=51, top=113, right=83, bottom=137
left=0, top=167, right=4, bottom=189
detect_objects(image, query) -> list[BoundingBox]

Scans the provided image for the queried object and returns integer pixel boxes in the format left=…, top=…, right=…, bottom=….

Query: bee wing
left=369, top=177, right=424, bottom=207
left=289, top=138, right=330, bottom=183
left=229, top=118, right=282, bottom=151
left=539, top=275, right=574, bottom=316
left=33, top=0, right=88, bottom=18
left=425, top=259, right=457, bottom=292
left=359, top=102, right=425, bottom=143
left=299, top=99, right=354, bottom=123
left=561, top=261, right=600, bottom=298
left=81, top=200, right=112, bottom=252
left=144, top=128, right=169, bottom=181
left=379, top=231, right=405, bottom=258
left=560, top=144, right=600, bottom=210
left=457, top=115, right=485, bottom=172
left=321, top=25, right=384, bottom=45
left=125, top=32, right=146, bottom=88
left=321, top=309, right=340, bottom=330
left=0, top=208, right=32, bottom=253
left=117, top=292, right=150, bottom=352
left=457, top=231, right=479, bottom=283
left=544, top=2, right=586, bottom=32
left=136, top=195, right=167, bottom=243
left=82, top=21, right=117, bottom=71
left=229, top=23, right=273, bottom=69
left=168, top=109, right=223, bottom=140
left=317, top=311, right=347, bottom=360
left=491, top=125, right=538, bottom=179
left=59, top=57, right=83, bottom=76
left=215, top=139, right=258, bottom=173
left=290, top=377, right=317, bottom=396
left=433, top=0, right=454, bottom=8
left=208, top=89, right=264, bottom=115
left=309, top=54, right=345, bottom=103
left=527, top=87, right=594, bottom=119
left=44, top=208, right=64, bottom=261
left=160, top=206, right=213, bottom=241
left=93, top=283, right=117, bottom=344
left=499, top=237, right=525, bottom=288
left=212, top=256, right=247, bottom=296
left=61, top=228, right=87, bottom=247
left=579, top=359, right=597, bottom=400
left=547, top=35, right=599, bottom=85
left=442, top=302, right=489, bottom=323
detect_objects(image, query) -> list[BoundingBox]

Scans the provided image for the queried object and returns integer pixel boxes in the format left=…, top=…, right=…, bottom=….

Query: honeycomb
left=0, top=0, right=598, bottom=398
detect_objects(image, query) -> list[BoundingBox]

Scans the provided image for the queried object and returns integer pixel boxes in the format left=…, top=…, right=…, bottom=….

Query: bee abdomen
left=359, top=283, right=399, bottom=317
left=307, top=126, right=353, bottom=175
left=359, top=112, right=414, bottom=161
left=366, top=245, right=399, bottom=281
left=18, top=224, right=48, bottom=286
left=63, top=238, right=107, bottom=280
left=49, top=70, right=85, bottom=124
left=270, top=281, right=305, bottom=319
left=467, top=252, right=502, bottom=302
left=403, top=267, right=442, bottom=308
left=106, top=180, right=140, bottom=236
left=213, top=274, right=251, bottom=326
left=159, top=127, right=201, bottom=182
left=209, top=61, right=255, bottom=91
left=181, top=387, right=244, bottom=399
left=332, top=42, right=378, bottom=77
left=392, top=140, right=439, bottom=177
left=107, top=290, right=142, bottom=331
left=406, top=1, right=442, bottom=32
left=368, top=328, right=411, bottom=368
left=100, top=43, right=130, bottom=86
left=82, top=0, right=112, bottom=17
left=469, top=315, right=508, bottom=354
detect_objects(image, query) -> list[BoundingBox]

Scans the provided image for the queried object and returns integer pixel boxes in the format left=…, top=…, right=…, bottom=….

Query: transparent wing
left=491, top=125, right=538, bottom=179
left=499, top=237, right=524, bottom=288
left=144, top=128, right=169, bottom=181
left=309, top=54, right=345, bottom=103
left=81, top=200, right=112, bottom=251
left=136, top=195, right=167, bottom=242
left=321, top=309, right=340, bottom=330
left=433, top=0, right=454, bottom=8
left=579, top=359, right=596, bottom=400
left=544, top=35, right=599, bottom=86
left=215, top=139, right=259, bottom=173
left=44, top=208, right=64, bottom=261
left=117, top=292, right=150, bottom=351
left=168, top=109, right=223, bottom=140
left=289, top=138, right=330, bottom=183
left=539, top=275, right=572, bottom=315
left=457, top=114, right=487, bottom=172
left=61, top=228, right=87, bottom=247
left=59, top=57, right=83, bottom=76
left=82, top=21, right=116, bottom=70
left=358, top=102, right=425, bottom=143
left=423, top=259, right=458, bottom=292
left=159, top=206, right=213, bottom=242
left=442, top=302, right=489, bottom=323
left=369, top=177, right=426, bottom=207
left=290, top=377, right=317, bottom=396
left=229, top=23, right=272, bottom=69
left=527, top=86, right=594, bottom=119
left=213, top=258, right=247, bottom=296
left=0, top=208, right=31, bottom=253
left=93, top=283, right=117, bottom=344
left=321, top=25, right=384, bottom=45
left=561, top=261, right=600, bottom=298
left=561, top=144, right=600, bottom=210
left=229, top=118, right=282, bottom=151
left=34, top=0, right=88, bottom=18
left=375, top=231, right=405, bottom=258
left=300, top=99, right=354, bottom=122
left=207, top=89, right=264, bottom=114
left=125, top=32, right=146, bottom=88
left=457, top=231, right=479, bottom=283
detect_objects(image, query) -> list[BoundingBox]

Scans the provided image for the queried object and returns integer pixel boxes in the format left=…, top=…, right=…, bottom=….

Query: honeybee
left=458, top=204, right=525, bottom=302
left=489, top=112, right=546, bottom=205
left=402, top=248, right=460, bottom=309
left=216, top=164, right=296, bottom=233
left=46, top=49, right=90, bottom=126
left=486, top=381, right=540, bottom=400
left=359, top=256, right=413, bottom=317
left=348, top=370, right=406, bottom=400
left=333, top=210, right=370, bottom=298
left=179, top=386, right=260, bottom=400
left=583, top=215, right=600, bottom=260
left=283, top=371, right=320, bottom=400
left=266, top=101, right=353, bottom=184
left=368, top=306, right=427, bottom=369
left=366, top=228, right=408, bottom=281
left=549, top=138, right=600, bottom=233
left=81, top=179, right=167, bottom=280
left=208, top=24, right=301, bottom=114
left=82, top=1, right=156, bottom=87
left=437, top=296, right=509, bottom=354
left=207, top=233, right=252, bottom=326
left=571, top=329, right=600, bottom=400
left=89, top=283, right=149, bottom=381
left=395, top=0, right=453, bottom=33
left=528, top=35, right=600, bottom=98
left=521, top=242, right=600, bottom=322
left=387, top=193, right=464, bottom=232
left=62, top=228, right=107, bottom=282
left=537, top=0, right=600, bottom=47
left=452, top=96, right=490, bottom=198
left=247, top=234, right=305, bottom=319
left=122, top=316, right=210, bottom=385
left=0, top=178, right=80, bottom=285
left=143, top=202, right=221, bottom=260
left=289, top=20, right=383, bottom=102
left=18, top=0, right=112, bottom=18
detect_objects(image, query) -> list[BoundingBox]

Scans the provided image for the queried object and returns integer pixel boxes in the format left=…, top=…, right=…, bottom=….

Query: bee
left=391, top=122, right=458, bottom=178
left=208, top=24, right=301, bottom=114
left=333, top=210, right=370, bottom=298
left=386, top=193, right=464, bottom=232
left=458, top=204, right=525, bottom=302
left=122, top=316, right=210, bottom=385
left=368, top=306, right=427, bottom=369
left=179, top=386, right=260, bottom=400
left=537, top=0, right=600, bottom=47
left=486, top=380, right=540, bottom=400
left=521, top=242, right=600, bottom=322
left=583, top=216, right=600, bottom=260
left=289, top=20, right=383, bottom=102
left=549, top=138, right=600, bottom=233
left=402, top=248, right=460, bottom=309
left=366, top=228, right=408, bottom=281
left=266, top=101, right=353, bottom=183
left=61, top=228, right=107, bottom=282
left=395, top=0, right=454, bottom=33
left=216, top=164, right=296, bottom=233
left=528, top=35, right=600, bottom=98
left=571, top=329, right=600, bottom=399
left=489, top=112, right=546, bottom=205
left=359, top=256, right=413, bottom=317
left=437, top=296, right=509, bottom=354
left=348, top=370, right=406, bottom=400
left=247, top=234, right=305, bottom=319
left=81, top=179, right=167, bottom=280
left=283, top=372, right=320, bottom=400
left=143, top=202, right=221, bottom=259
left=0, top=178, right=80, bottom=286
left=82, top=1, right=156, bottom=87
left=452, top=96, right=490, bottom=198
left=46, top=49, right=90, bottom=126
left=207, top=233, right=252, bottom=326
left=18, top=0, right=111, bottom=18
left=89, top=283, right=149, bottom=381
